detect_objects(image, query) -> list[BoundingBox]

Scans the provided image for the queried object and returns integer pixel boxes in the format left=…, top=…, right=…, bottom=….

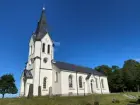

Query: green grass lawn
left=0, top=92, right=140, bottom=105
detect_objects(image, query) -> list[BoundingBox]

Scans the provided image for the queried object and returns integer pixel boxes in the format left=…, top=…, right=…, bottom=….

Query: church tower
left=26, top=7, right=54, bottom=96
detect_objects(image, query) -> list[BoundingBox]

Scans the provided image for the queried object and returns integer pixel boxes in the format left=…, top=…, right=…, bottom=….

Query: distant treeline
left=95, top=59, right=140, bottom=92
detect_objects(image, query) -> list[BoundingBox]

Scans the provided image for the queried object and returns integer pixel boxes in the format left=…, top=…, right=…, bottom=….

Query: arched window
left=101, top=79, right=104, bottom=88
left=90, top=79, right=94, bottom=93
left=48, top=45, right=50, bottom=54
left=55, top=72, right=58, bottom=82
left=42, top=43, right=45, bottom=53
left=79, top=76, right=83, bottom=88
left=69, top=75, right=73, bottom=88
left=95, top=78, right=98, bottom=88
left=43, top=77, right=47, bottom=89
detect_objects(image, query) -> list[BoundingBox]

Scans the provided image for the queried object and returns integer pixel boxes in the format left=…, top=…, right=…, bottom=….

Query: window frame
left=79, top=76, right=83, bottom=88
left=101, top=79, right=104, bottom=88
left=48, top=45, right=50, bottom=54
left=69, top=75, right=73, bottom=88
left=42, top=43, right=45, bottom=53
left=43, top=77, right=47, bottom=89
left=95, top=78, right=98, bottom=88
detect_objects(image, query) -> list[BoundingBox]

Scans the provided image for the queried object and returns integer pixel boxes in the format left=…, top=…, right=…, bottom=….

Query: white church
left=20, top=7, right=110, bottom=97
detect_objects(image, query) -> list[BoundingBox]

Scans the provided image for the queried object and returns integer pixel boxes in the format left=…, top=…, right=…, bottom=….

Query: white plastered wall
left=38, top=33, right=54, bottom=96
left=52, top=64, right=61, bottom=95
left=24, top=79, right=33, bottom=97
left=20, top=73, right=24, bottom=96
left=39, top=69, right=52, bottom=96
left=99, top=76, right=110, bottom=94
left=77, top=72, right=88, bottom=95
left=89, top=75, right=110, bottom=94
left=40, top=33, right=53, bottom=70
left=27, top=36, right=35, bottom=70
left=60, top=70, right=77, bottom=95
left=60, top=71, right=110, bottom=95
left=33, top=41, right=41, bottom=96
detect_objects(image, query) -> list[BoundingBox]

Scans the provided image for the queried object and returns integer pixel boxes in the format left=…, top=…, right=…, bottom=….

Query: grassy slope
left=0, top=92, right=140, bottom=105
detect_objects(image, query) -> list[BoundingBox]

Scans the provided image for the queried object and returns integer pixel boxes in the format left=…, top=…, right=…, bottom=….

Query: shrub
left=136, top=96, right=140, bottom=104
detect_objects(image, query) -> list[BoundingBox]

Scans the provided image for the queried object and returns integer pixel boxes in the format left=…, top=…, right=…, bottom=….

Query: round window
left=43, top=57, right=48, bottom=63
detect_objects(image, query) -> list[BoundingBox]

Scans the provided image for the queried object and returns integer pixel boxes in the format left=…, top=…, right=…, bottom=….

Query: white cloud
left=135, top=58, right=140, bottom=62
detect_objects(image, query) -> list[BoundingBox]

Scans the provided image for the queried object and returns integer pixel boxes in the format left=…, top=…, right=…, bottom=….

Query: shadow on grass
left=127, top=100, right=138, bottom=105
left=129, top=100, right=137, bottom=103
left=127, top=104, right=137, bottom=105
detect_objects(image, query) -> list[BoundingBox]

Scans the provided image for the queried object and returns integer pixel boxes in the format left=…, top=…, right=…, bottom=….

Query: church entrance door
left=28, top=84, right=33, bottom=97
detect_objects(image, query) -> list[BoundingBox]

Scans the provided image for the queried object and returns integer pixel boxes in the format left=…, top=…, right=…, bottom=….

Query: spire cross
left=43, top=4, right=45, bottom=10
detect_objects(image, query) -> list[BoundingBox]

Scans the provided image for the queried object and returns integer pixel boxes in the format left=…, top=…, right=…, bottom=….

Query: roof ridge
left=56, top=61, right=94, bottom=70
left=54, top=61, right=105, bottom=76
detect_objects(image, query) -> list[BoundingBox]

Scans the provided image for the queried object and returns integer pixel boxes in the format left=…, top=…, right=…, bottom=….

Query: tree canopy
left=94, top=59, right=140, bottom=92
left=0, top=74, right=18, bottom=98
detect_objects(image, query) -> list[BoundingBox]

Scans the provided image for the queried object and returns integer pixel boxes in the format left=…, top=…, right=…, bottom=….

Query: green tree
left=112, top=65, right=120, bottom=72
left=94, top=59, right=140, bottom=92
left=95, top=65, right=112, bottom=76
left=134, top=63, right=140, bottom=92
left=122, top=59, right=140, bottom=91
left=111, top=68, right=125, bottom=92
left=0, top=74, right=18, bottom=98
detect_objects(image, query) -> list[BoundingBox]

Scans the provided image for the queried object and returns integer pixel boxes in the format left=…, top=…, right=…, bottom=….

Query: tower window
left=42, top=43, right=45, bottom=53
left=48, top=45, right=50, bottom=54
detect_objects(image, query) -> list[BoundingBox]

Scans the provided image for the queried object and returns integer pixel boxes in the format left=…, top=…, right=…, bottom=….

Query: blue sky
left=1, top=0, right=140, bottom=97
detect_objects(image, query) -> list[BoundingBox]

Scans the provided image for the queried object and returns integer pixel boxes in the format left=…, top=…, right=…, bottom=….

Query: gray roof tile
left=24, top=70, right=33, bottom=79
left=54, top=61, right=105, bottom=76
left=34, top=8, right=48, bottom=41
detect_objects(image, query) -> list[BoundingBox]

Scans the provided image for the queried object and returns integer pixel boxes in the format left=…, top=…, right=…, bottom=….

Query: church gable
left=41, top=34, right=53, bottom=47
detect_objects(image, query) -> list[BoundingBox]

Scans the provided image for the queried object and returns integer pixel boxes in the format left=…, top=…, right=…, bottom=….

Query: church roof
left=33, top=7, right=48, bottom=41
left=54, top=61, right=105, bottom=76
left=24, top=70, right=33, bottom=79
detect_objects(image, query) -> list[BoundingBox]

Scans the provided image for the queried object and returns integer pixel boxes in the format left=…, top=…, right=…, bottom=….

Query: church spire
left=34, top=7, right=48, bottom=41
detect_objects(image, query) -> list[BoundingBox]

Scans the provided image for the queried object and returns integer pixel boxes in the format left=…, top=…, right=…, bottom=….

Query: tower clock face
left=43, top=57, right=48, bottom=63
